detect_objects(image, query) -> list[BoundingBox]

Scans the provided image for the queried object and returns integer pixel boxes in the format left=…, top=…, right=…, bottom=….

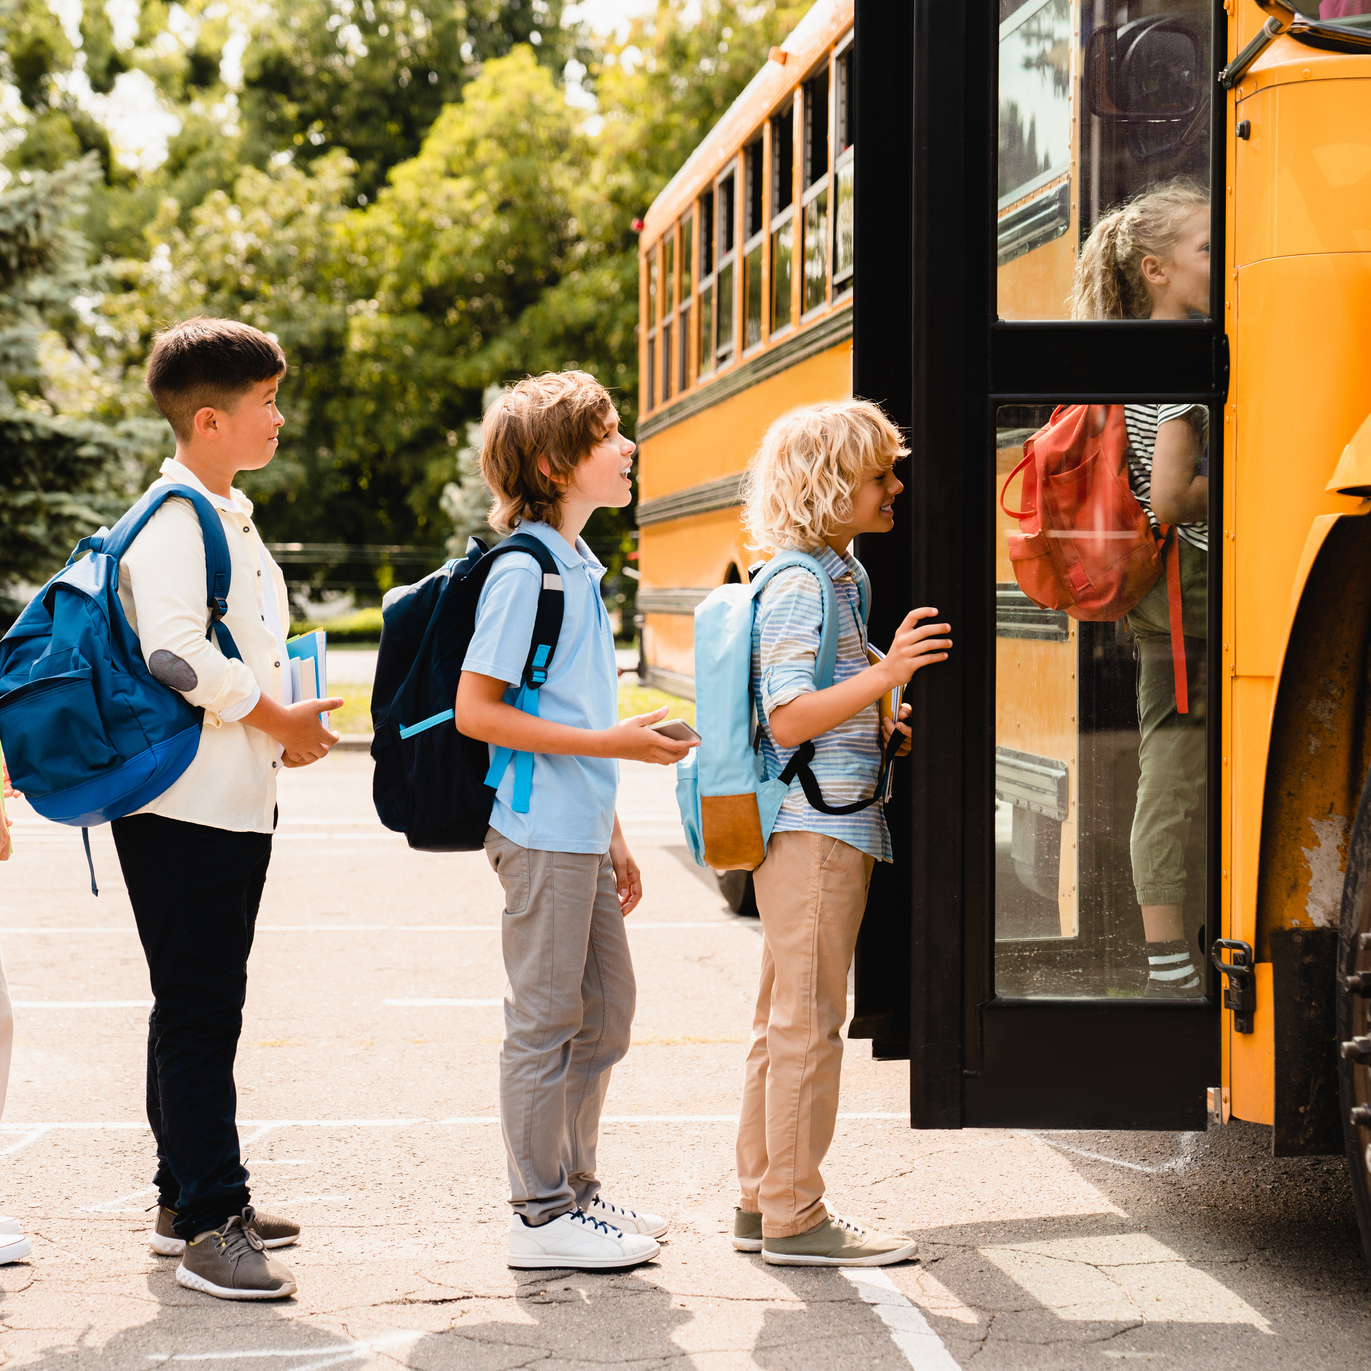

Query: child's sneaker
left=0, top=1232, right=31, bottom=1264
left=152, top=1204, right=300, bottom=1256
left=732, top=1208, right=763, bottom=1252
left=761, top=1212, right=918, bottom=1267
left=175, top=1210, right=297, bottom=1300
left=506, top=1208, right=660, bottom=1270
left=585, top=1194, right=668, bottom=1239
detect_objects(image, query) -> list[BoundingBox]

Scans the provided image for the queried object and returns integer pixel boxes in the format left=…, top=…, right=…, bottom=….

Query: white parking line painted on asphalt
left=384, top=998, right=503, bottom=1006
left=11, top=1000, right=152, bottom=1008
left=842, top=1268, right=961, bottom=1371
left=0, top=921, right=745, bottom=934
left=146, top=1328, right=425, bottom=1364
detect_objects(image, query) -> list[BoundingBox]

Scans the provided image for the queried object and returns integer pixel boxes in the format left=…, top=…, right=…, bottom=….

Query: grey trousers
left=485, top=829, right=635, bottom=1223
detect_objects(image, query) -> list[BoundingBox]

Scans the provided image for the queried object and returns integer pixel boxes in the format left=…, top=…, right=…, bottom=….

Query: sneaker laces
left=827, top=1212, right=867, bottom=1238
left=568, top=1207, right=620, bottom=1237
left=591, top=1196, right=637, bottom=1220
left=211, top=1211, right=266, bottom=1258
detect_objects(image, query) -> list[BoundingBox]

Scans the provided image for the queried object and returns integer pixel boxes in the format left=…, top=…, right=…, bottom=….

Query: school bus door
left=849, top=0, right=1224, bottom=1129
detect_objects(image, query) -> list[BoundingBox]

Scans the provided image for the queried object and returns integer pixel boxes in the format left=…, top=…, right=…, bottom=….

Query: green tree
left=0, top=159, right=154, bottom=602
left=239, top=0, right=591, bottom=203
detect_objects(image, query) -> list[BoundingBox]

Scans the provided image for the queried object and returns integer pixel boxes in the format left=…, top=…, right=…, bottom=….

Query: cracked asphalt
left=1, top=753, right=1369, bottom=1368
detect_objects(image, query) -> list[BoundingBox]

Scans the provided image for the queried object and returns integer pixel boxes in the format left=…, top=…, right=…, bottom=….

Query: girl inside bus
left=1070, top=179, right=1211, bottom=998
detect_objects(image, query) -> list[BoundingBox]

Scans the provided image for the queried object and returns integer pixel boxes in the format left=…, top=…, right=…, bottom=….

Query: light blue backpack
left=675, top=551, right=895, bottom=872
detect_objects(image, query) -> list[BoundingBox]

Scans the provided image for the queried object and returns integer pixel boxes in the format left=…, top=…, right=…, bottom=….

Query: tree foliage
left=0, top=0, right=817, bottom=600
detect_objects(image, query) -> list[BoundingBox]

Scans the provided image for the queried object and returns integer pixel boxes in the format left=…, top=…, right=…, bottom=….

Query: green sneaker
left=152, top=1204, right=300, bottom=1256
left=175, top=1209, right=297, bottom=1301
left=761, top=1213, right=918, bottom=1267
left=732, top=1208, right=763, bottom=1252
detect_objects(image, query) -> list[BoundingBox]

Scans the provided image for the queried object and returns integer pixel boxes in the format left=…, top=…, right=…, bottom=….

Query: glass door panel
left=994, top=402, right=1211, bottom=998
left=997, top=0, right=1212, bottom=321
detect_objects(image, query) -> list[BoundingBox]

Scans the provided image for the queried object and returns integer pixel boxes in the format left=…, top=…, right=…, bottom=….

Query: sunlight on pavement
left=979, top=1232, right=1273, bottom=1332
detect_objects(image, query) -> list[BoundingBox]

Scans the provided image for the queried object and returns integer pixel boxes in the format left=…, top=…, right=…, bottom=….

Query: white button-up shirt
left=115, top=458, right=292, bottom=833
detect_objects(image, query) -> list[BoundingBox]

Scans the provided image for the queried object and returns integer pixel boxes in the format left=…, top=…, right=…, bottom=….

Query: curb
left=335, top=735, right=373, bottom=753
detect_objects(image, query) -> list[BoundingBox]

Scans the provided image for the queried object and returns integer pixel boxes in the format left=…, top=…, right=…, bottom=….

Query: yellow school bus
left=640, top=0, right=1371, bottom=1263
left=635, top=0, right=856, bottom=698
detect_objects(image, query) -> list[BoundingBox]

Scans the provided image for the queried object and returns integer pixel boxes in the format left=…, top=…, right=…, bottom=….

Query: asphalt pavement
left=0, top=753, right=1368, bottom=1368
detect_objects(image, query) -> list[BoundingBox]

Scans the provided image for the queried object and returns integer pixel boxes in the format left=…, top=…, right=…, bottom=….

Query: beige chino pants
left=736, top=831, right=874, bottom=1238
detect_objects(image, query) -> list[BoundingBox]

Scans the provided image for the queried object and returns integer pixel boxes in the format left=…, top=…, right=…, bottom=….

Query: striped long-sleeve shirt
left=751, top=546, right=892, bottom=863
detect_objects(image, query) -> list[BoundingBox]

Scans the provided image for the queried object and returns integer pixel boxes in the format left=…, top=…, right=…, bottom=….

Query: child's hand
left=276, top=697, right=345, bottom=764
left=2, top=763, right=18, bottom=800
left=882, top=702, right=913, bottom=758
left=883, top=609, right=952, bottom=686
left=603, top=706, right=699, bottom=765
left=609, top=826, right=642, bottom=916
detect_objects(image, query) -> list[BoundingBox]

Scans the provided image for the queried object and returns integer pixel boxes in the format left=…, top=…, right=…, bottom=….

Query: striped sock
left=1148, top=940, right=1200, bottom=990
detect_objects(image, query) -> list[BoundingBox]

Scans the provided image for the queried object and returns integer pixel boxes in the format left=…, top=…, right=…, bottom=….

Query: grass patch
left=619, top=681, right=695, bottom=726
left=326, top=679, right=694, bottom=737
left=293, top=606, right=384, bottom=644
left=328, top=686, right=373, bottom=736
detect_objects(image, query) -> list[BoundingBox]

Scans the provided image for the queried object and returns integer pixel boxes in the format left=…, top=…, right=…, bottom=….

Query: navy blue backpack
left=0, top=485, right=241, bottom=886
left=370, top=533, right=563, bottom=852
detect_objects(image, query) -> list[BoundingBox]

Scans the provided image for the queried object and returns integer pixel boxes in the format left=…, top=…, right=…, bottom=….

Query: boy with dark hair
left=115, top=316, right=343, bottom=1300
left=456, top=371, right=696, bottom=1271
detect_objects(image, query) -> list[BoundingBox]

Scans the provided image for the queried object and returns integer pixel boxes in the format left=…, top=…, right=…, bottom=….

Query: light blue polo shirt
left=462, top=519, right=619, bottom=854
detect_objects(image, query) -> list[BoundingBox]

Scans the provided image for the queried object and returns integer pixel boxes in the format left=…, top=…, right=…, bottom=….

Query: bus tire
left=716, top=869, right=759, bottom=918
left=1336, top=759, right=1371, bottom=1269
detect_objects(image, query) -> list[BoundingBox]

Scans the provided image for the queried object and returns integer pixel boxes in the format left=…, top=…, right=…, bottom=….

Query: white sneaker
left=0, top=1217, right=21, bottom=1237
left=0, top=1233, right=31, bottom=1264
left=586, top=1193, right=669, bottom=1239
left=506, top=1208, right=660, bottom=1270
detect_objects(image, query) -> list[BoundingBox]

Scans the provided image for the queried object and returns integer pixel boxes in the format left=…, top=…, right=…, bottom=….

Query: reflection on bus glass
left=994, top=403, right=1209, bottom=998
left=997, top=0, right=1210, bottom=319
left=998, top=0, right=1072, bottom=205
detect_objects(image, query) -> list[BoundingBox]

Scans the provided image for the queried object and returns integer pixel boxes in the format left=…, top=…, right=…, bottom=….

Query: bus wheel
left=1337, top=770, right=1371, bottom=1268
left=716, top=869, right=759, bottom=917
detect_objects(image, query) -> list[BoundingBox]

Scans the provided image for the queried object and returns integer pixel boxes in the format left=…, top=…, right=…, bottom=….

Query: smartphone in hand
left=649, top=718, right=701, bottom=744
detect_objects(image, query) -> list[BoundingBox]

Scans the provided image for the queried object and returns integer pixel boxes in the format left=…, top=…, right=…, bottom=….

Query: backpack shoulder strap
left=480, top=533, right=565, bottom=689
left=99, top=484, right=241, bottom=662
left=475, top=533, right=568, bottom=817
left=749, top=551, right=841, bottom=689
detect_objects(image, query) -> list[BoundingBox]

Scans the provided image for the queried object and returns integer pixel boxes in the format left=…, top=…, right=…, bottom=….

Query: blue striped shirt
left=751, top=546, right=891, bottom=863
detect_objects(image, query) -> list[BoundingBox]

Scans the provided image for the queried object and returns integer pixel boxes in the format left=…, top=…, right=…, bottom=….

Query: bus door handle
left=1212, top=939, right=1256, bottom=1033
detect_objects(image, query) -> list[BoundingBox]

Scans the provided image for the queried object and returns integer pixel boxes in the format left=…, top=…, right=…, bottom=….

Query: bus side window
left=834, top=44, right=855, bottom=288
left=717, top=172, right=737, bottom=366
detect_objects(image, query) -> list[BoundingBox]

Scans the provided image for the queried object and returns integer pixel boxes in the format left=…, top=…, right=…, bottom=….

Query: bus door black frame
left=851, top=0, right=1226, bottom=1131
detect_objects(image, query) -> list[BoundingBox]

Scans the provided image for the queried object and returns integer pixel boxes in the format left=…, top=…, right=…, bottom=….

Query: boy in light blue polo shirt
left=456, top=371, right=696, bottom=1272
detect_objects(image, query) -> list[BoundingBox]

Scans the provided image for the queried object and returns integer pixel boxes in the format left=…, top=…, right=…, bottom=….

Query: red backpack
left=1000, top=404, right=1189, bottom=713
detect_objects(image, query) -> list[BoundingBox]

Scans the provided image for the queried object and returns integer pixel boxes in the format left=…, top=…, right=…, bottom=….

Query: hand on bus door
left=882, top=609, right=952, bottom=687
left=882, top=703, right=913, bottom=758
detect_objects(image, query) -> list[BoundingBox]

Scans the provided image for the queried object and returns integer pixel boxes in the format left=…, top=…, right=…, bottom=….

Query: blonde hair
left=1068, top=179, right=1209, bottom=320
left=741, top=399, right=909, bottom=555
left=480, top=371, right=614, bottom=533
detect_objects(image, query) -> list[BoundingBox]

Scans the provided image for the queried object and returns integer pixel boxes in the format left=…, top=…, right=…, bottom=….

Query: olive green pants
left=1126, top=540, right=1207, bottom=909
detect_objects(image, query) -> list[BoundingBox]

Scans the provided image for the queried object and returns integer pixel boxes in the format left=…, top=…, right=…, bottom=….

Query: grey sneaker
left=762, top=1213, right=918, bottom=1267
left=175, top=1209, right=298, bottom=1300
left=733, top=1208, right=763, bottom=1252
left=152, top=1204, right=300, bottom=1256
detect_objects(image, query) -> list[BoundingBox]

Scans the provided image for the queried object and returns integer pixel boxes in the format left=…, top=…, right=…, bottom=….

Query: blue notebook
left=286, top=629, right=327, bottom=722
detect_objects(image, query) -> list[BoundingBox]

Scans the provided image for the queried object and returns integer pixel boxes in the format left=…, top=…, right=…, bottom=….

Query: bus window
left=997, top=0, right=1211, bottom=321
left=994, top=403, right=1210, bottom=998
left=697, top=194, right=715, bottom=378
left=744, top=139, right=765, bottom=350
left=833, top=43, right=854, bottom=288
left=664, top=233, right=675, bottom=317
left=772, top=105, right=795, bottom=334
left=681, top=213, right=693, bottom=297
left=717, top=172, right=736, bottom=365
left=802, top=67, right=830, bottom=316
left=647, top=248, right=658, bottom=331
left=662, top=318, right=673, bottom=401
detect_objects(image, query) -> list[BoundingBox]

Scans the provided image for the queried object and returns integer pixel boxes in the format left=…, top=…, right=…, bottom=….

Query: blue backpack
left=0, top=485, right=242, bottom=888
left=675, top=551, right=898, bottom=872
left=369, top=533, right=564, bottom=852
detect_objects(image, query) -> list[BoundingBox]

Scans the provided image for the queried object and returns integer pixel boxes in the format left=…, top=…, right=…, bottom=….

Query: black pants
left=111, top=813, right=273, bottom=1240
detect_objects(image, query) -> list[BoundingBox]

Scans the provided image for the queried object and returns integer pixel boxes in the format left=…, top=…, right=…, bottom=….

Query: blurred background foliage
left=0, top=0, right=808, bottom=617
